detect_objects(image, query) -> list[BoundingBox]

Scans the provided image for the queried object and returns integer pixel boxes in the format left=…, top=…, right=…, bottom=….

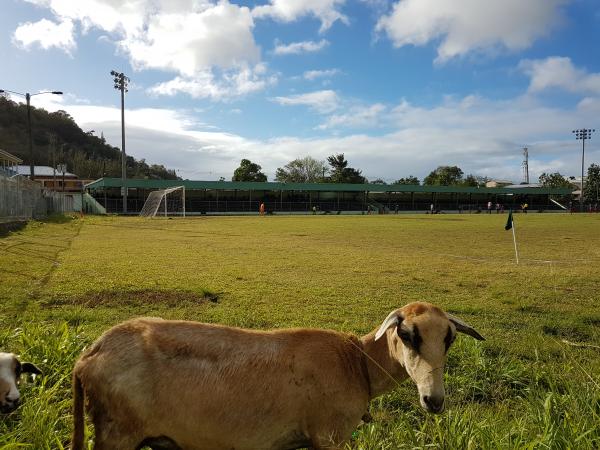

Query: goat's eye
left=398, top=330, right=412, bottom=343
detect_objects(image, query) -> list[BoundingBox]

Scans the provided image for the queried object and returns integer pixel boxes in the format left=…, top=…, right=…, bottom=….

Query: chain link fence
left=0, top=173, right=47, bottom=220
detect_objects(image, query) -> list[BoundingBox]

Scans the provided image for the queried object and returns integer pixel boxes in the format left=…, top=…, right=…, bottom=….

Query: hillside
left=0, top=96, right=178, bottom=180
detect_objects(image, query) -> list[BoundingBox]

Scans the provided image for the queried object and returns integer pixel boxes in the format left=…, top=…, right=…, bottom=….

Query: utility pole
left=51, top=134, right=57, bottom=190
left=0, top=89, right=62, bottom=180
left=522, top=147, right=529, bottom=184
left=573, top=129, right=595, bottom=212
left=26, top=93, right=33, bottom=179
left=111, top=71, right=129, bottom=214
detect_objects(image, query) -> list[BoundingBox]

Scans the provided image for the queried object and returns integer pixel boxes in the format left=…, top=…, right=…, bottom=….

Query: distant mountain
left=0, top=96, right=179, bottom=180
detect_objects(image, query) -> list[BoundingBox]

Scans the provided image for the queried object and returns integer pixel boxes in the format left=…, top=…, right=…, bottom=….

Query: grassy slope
left=1, top=214, right=599, bottom=448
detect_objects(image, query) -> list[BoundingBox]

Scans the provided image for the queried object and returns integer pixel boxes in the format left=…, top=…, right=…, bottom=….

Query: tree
left=538, top=172, right=573, bottom=189
left=0, top=96, right=179, bottom=180
left=584, top=163, right=600, bottom=204
left=394, top=176, right=419, bottom=185
left=326, top=153, right=366, bottom=184
left=327, top=153, right=347, bottom=179
left=370, top=178, right=386, bottom=184
left=275, top=156, right=327, bottom=183
left=423, top=166, right=464, bottom=186
left=232, top=159, right=267, bottom=182
left=461, top=174, right=489, bottom=187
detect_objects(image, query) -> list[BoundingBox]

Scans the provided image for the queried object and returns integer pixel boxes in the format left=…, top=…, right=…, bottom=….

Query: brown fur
left=71, top=302, right=482, bottom=450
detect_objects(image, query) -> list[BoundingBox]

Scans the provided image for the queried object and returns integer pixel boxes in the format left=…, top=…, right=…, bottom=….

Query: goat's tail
left=71, top=370, right=85, bottom=450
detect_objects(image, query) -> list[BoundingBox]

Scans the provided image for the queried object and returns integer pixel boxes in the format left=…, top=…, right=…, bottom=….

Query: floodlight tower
left=572, top=128, right=595, bottom=212
left=111, top=70, right=129, bottom=213
left=0, top=89, right=62, bottom=180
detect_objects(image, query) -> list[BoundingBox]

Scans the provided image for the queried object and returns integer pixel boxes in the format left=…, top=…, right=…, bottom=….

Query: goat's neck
left=360, top=330, right=409, bottom=399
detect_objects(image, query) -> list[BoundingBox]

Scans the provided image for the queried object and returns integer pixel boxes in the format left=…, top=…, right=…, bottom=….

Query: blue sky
left=1, top=0, right=599, bottom=182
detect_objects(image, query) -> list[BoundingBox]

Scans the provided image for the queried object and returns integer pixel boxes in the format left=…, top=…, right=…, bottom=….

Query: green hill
left=0, top=96, right=178, bottom=180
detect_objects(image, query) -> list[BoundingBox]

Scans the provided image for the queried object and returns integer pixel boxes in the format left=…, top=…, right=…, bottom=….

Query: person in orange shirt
left=259, top=202, right=265, bottom=216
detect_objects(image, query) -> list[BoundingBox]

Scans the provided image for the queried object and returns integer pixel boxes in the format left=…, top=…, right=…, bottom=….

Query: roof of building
left=0, top=149, right=23, bottom=164
left=86, top=177, right=573, bottom=195
left=505, top=183, right=542, bottom=188
left=16, top=165, right=77, bottom=178
left=485, top=179, right=513, bottom=185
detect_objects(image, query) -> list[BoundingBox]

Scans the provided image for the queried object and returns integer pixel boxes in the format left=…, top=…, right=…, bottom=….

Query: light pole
left=111, top=70, right=129, bottom=214
left=0, top=89, right=62, bottom=180
left=573, top=128, right=595, bottom=212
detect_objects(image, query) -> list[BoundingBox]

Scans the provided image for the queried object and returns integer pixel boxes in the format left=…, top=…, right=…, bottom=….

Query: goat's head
left=375, top=302, right=484, bottom=414
left=0, top=352, right=41, bottom=414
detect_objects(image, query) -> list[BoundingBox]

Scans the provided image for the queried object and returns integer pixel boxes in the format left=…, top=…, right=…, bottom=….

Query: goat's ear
left=21, top=362, right=42, bottom=375
left=375, top=310, right=403, bottom=341
left=448, top=315, right=485, bottom=341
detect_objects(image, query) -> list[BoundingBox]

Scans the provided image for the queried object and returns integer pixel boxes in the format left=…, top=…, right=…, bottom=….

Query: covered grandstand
left=85, top=177, right=573, bottom=215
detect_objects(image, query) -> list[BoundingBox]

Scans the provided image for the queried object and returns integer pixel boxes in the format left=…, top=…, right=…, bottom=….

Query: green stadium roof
left=86, top=177, right=573, bottom=195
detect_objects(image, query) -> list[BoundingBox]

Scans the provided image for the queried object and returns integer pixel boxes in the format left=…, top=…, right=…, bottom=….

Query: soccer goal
left=139, top=186, right=186, bottom=218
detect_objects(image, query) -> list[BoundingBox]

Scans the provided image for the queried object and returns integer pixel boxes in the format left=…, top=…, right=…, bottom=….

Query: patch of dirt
left=542, top=324, right=591, bottom=342
left=0, top=221, right=27, bottom=237
left=44, top=289, right=220, bottom=308
left=580, top=316, right=600, bottom=327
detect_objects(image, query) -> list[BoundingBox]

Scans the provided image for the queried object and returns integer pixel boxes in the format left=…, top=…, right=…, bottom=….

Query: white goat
left=0, top=352, right=41, bottom=414
left=71, top=302, right=484, bottom=450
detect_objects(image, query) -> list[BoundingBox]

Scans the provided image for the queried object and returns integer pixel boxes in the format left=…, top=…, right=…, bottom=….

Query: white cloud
left=376, top=0, right=568, bottom=62
left=318, top=103, right=386, bottom=129
left=520, top=56, right=600, bottom=95
left=18, top=89, right=599, bottom=184
left=304, top=68, right=340, bottom=80
left=273, top=39, right=329, bottom=56
left=15, top=0, right=268, bottom=100
left=148, top=64, right=278, bottom=101
left=13, top=18, right=76, bottom=53
left=122, top=2, right=260, bottom=75
left=252, top=0, right=348, bottom=33
left=272, top=90, right=339, bottom=113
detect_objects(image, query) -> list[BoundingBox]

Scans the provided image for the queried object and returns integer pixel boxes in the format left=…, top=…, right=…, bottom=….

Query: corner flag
left=504, top=209, right=519, bottom=264
left=505, top=209, right=513, bottom=230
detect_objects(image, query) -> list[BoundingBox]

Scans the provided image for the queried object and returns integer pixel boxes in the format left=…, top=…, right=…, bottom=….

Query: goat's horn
left=448, top=314, right=485, bottom=341
left=375, top=310, right=402, bottom=341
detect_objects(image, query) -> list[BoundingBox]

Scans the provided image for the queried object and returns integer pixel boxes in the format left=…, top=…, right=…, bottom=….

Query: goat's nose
left=423, top=395, right=444, bottom=413
left=1, top=401, right=18, bottom=413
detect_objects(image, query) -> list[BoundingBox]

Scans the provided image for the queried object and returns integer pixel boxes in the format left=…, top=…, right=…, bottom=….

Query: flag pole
left=511, top=217, right=519, bottom=264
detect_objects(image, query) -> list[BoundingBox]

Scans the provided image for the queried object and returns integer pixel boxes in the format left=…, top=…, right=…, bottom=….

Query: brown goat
left=71, top=302, right=484, bottom=449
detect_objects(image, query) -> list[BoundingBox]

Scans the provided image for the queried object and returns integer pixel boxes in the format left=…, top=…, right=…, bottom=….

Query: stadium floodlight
left=0, top=89, right=63, bottom=180
left=140, top=186, right=186, bottom=218
left=111, top=71, right=129, bottom=213
left=572, top=128, right=595, bottom=212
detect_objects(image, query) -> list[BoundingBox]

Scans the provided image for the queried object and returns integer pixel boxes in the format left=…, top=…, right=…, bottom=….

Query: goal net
left=139, top=186, right=186, bottom=218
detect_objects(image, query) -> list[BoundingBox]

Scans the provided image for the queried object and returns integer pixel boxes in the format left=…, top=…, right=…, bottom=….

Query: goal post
left=139, top=186, right=186, bottom=218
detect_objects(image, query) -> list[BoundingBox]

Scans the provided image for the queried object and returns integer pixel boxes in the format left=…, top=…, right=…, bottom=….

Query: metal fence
left=0, top=173, right=47, bottom=220
left=0, top=174, right=84, bottom=221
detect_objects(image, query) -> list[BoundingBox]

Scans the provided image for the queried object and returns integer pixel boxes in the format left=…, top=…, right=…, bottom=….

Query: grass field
left=1, top=213, right=599, bottom=449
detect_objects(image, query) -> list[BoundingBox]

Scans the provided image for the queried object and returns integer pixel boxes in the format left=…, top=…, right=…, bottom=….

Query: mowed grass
left=1, top=213, right=599, bottom=449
